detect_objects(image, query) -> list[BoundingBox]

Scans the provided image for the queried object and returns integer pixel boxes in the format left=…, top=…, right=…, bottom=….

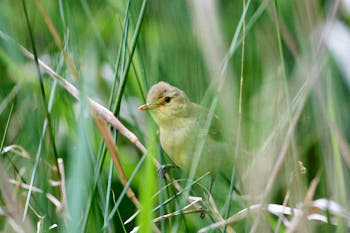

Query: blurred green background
left=0, top=0, right=350, bottom=232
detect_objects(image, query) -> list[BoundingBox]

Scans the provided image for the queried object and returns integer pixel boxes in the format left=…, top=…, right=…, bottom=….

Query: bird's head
left=138, top=82, right=190, bottom=124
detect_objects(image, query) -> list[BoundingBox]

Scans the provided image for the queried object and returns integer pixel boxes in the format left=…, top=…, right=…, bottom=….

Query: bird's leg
left=199, top=175, right=216, bottom=219
left=209, top=174, right=216, bottom=194
left=157, top=164, right=177, bottom=178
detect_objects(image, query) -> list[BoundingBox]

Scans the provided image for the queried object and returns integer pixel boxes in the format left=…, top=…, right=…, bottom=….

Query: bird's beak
left=138, top=104, right=158, bottom=111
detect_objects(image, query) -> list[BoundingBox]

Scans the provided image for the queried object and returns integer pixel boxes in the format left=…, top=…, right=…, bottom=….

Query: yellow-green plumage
left=139, top=81, right=227, bottom=176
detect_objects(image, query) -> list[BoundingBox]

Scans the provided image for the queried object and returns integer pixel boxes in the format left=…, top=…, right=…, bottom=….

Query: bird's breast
left=159, top=117, right=197, bottom=168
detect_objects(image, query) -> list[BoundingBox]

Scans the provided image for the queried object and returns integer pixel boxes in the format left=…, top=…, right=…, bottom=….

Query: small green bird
left=139, top=81, right=228, bottom=177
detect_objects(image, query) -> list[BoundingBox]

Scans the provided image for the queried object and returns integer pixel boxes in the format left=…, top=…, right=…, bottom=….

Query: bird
left=138, top=81, right=230, bottom=179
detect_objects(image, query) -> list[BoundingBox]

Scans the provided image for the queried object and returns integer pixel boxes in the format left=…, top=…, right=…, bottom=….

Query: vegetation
left=0, top=0, right=349, bottom=232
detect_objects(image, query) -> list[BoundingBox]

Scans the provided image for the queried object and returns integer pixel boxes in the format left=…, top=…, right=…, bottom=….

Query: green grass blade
left=0, top=100, right=15, bottom=155
left=112, top=0, right=148, bottom=115
left=103, top=160, right=114, bottom=232
left=104, top=152, right=147, bottom=228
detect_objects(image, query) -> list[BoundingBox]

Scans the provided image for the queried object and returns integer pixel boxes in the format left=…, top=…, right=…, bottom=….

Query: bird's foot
left=157, top=164, right=176, bottom=178
left=199, top=206, right=206, bottom=219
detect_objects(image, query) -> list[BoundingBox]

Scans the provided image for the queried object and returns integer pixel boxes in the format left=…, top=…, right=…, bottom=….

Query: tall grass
left=0, top=0, right=349, bottom=232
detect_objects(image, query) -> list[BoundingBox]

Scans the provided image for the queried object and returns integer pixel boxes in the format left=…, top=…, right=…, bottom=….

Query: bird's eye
left=164, top=96, right=171, bottom=103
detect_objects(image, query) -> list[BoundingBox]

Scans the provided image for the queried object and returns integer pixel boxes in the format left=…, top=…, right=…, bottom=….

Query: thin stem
left=223, top=0, right=246, bottom=230
left=21, top=0, right=60, bottom=221
left=0, top=101, right=15, bottom=155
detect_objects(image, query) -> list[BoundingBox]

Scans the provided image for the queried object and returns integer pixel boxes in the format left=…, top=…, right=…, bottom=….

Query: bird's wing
left=191, top=103, right=223, bottom=142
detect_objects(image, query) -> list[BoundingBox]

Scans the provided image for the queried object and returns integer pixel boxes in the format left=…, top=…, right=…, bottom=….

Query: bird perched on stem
left=138, top=81, right=229, bottom=178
